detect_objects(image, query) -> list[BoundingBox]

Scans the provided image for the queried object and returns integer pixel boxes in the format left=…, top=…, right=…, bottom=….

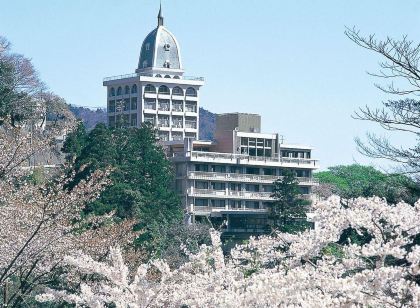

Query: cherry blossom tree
left=37, top=196, right=420, bottom=307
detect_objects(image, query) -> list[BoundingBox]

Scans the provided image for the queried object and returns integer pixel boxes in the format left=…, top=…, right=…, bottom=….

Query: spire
left=157, top=2, right=164, bottom=26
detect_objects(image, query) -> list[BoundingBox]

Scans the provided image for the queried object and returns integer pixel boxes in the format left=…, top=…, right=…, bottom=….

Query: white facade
left=103, top=7, right=204, bottom=141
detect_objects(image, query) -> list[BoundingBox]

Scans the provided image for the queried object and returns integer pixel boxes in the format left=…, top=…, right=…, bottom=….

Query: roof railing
left=103, top=73, right=204, bottom=82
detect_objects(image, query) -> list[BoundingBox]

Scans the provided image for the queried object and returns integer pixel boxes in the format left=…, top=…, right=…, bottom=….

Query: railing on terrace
left=187, top=171, right=319, bottom=184
left=185, top=151, right=318, bottom=166
left=187, top=188, right=274, bottom=200
left=193, top=206, right=267, bottom=213
left=104, top=73, right=204, bottom=82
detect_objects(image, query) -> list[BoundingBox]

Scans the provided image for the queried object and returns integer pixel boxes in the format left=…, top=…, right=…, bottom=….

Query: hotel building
left=103, top=8, right=319, bottom=234
left=103, top=6, right=204, bottom=141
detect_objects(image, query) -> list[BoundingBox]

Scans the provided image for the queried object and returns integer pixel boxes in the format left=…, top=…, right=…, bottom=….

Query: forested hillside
left=68, top=105, right=216, bottom=139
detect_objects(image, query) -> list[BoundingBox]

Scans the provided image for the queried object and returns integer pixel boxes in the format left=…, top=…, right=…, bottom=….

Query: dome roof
left=137, top=7, right=182, bottom=71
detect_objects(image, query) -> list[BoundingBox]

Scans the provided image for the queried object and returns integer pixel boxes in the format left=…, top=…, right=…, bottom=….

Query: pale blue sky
left=1, top=0, right=419, bottom=170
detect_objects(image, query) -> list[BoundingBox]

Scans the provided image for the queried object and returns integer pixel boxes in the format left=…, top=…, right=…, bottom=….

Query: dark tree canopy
left=268, top=170, right=311, bottom=233
left=63, top=123, right=183, bottom=256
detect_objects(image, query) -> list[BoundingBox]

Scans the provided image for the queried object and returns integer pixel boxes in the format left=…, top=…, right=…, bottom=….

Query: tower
left=103, top=6, right=204, bottom=141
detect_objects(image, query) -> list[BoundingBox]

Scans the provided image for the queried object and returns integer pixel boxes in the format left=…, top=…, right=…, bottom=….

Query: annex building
left=103, top=7, right=319, bottom=234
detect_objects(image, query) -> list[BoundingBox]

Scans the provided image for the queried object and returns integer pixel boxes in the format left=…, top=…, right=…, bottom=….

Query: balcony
left=158, top=105, right=170, bottom=111
left=171, top=151, right=319, bottom=168
left=193, top=206, right=268, bottom=214
left=172, top=122, right=183, bottom=129
left=187, top=188, right=274, bottom=201
left=158, top=121, right=170, bottom=128
left=187, top=171, right=319, bottom=185
left=185, top=121, right=197, bottom=129
left=172, top=105, right=183, bottom=112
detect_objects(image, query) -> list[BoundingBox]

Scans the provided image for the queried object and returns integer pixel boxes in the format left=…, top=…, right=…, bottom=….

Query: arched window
left=186, top=87, right=197, bottom=97
left=142, top=60, right=148, bottom=68
left=110, top=87, right=115, bottom=96
left=158, top=85, right=170, bottom=94
left=172, top=86, right=183, bottom=96
left=164, top=75, right=171, bottom=78
left=117, top=87, right=122, bottom=96
left=131, top=84, right=137, bottom=94
left=125, top=85, right=130, bottom=95
left=173, top=76, right=180, bottom=79
left=155, top=74, right=162, bottom=77
left=144, top=84, right=156, bottom=93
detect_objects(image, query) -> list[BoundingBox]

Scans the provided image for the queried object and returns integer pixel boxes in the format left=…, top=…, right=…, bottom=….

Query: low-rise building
left=167, top=113, right=319, bottom=234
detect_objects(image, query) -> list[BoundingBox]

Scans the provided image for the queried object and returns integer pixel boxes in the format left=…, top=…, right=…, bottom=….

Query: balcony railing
left=144, top=104, right=156, bottom=110
left=193, top=206, right=267, bottom=213
left=187, top=171, right=319, bottom=185
left=187, top=188, right=274, bottom=200
left=158, top=122, right=169, bottom=127
left=172, top=106, right=183, bottom=112
left=185, top=121, right=197, bottom=129
left=104, top=73, right=204, bottom=82
left=158, top=105, right=170, bottom=111
left=172, top=122, right=183, bottom=128
left=184, top=151, right=318, bottom=167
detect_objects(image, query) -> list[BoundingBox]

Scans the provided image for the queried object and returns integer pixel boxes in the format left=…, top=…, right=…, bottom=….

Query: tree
left=345, top=28, right=420, bottom=176
left=63, top=123, right=183, bottom=258
left=315, top=164, right=420, bottom=204
left=0, top=36, right=138, bottom=306
left=268, top=170, right=311, bottom=233
left=37, top=196, right=420, bottom=308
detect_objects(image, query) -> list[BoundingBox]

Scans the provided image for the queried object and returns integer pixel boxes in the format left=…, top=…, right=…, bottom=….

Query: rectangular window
left=195, top=198, right=208, bottom=207
left=185, top=101, right=197, bottom=113
left=131, top=97, right=137, bottom=110
left=124, top=98, right=130, bottom=111
left=241, top=137, right=248, bottom=146
left=172, top=132, right=183, bottom=141
left=172, top=100, right=183, bottom=112
left=108, top=100, right=116, bottom=112
left=210, top=199, right=225, bottom=208
left=195, top=181, right=209, bottom=189
left=144, top=99, right=156, bottom=110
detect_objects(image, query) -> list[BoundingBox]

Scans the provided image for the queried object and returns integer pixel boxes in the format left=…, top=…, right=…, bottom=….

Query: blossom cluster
left=38, top=196, right=420, bottom=307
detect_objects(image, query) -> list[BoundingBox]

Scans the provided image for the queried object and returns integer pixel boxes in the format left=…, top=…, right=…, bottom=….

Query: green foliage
left=268, top=170, right=311, bottom=233
left=62, top=121, right=87, bottom=160
left=315, top=164, right=420, bottom=204
left=63, top=123, right=183, bottom=256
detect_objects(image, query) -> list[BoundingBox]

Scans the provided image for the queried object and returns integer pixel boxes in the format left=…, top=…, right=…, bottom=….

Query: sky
left=1, top=0, right=419, bottom=170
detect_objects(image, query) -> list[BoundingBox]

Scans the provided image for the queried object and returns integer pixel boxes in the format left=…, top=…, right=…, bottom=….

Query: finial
left=158, top=1, right=164, bottom=26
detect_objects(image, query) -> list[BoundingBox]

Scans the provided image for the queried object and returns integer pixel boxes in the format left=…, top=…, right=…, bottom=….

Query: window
left=158, top=85, right=170, bottom=94
left=185, top=102, right=197, bottom=113
left=163, top=60, right=170, bottom=68
left=172, top=132, right=183, bottom=141
left=145, top=43, right=150, bottom=51
left=144, top=84, right=156, bottom=93
left=186, top=87, right=197, bottom=97
left=123, top=98, right=130, bottom=111
left=109, top=87, right=115, bottom=97
left=158, top=131, right=169, bottom=141
left=158, top=99, right=170, bottom=111
left=172, top=116, right=183, bottom=128
left=172, top=100, right=183, bottom=112
left=144, top=99, right=156, bottom=110
left=185, top=132, right=196, bottom=139
left=155, top=74, right=162, bottom=78
left=173, top=75, right=180, bottom=79
left=195, top=181, right=208, bottom=189
left=131, top=114, right=137, bottom=127
left=108, top=100, right=116, bottom=112
left=131, top=84, right=137, bottom=94
left=164, top=75, right=171, bottom=78
left=131, top=97, right=137, bottom=110
left=125, top=85, right=130, bottom=95
left=172, top=86, right=183, bottom=96
left=210, top=199, right=225, bottom=208
left=195, top=199, right=208, bottom=207
left=116, top=87, right=122, bottom=96
left=142, top=60, right=148, bottom=68
left=164, top=43, right=170, bottom=51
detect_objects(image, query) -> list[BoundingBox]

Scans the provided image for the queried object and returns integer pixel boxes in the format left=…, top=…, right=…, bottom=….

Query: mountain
left=199, top=107, right=215, bottom=140
left=68, top=105, right=216, bottom=140
left=68, top=105, right=107, bottom=130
